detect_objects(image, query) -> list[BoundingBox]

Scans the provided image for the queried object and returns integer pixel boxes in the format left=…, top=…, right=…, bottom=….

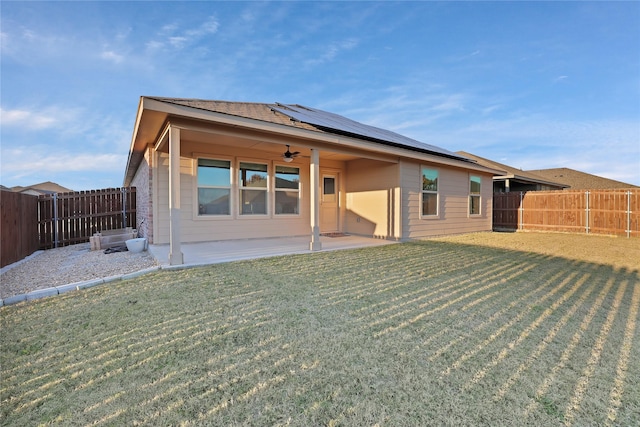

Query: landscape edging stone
left=1, top=266, right=163, bottom=307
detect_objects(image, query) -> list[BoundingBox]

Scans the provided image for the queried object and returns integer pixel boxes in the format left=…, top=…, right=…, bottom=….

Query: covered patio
left=147, top=234, right=396, bottom=268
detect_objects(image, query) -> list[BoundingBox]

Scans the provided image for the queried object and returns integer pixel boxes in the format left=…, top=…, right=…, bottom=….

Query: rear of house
left=124, top=97, right=498, bottom=264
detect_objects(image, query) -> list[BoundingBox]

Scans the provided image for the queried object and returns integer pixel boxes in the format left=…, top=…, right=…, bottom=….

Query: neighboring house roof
left=10, top=181, right=72, bottom=195
left=456, top=151, right=568, bottom=189
left=526, top=168, right=639, bottom=190
left=125, top=97, right=502, bottom=186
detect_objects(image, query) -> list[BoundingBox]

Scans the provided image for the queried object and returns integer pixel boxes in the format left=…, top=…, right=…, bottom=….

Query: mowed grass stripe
left=494, top=274, right=615, bottom=401
left=317, top=245, right=485, bottom=304
left=522, top=273, right=634, bottom=420
left=352, top=254, right=520, bottom=322
left=606, top=282, right=640, bottom=426
left=1, top=236, right=638, bottom=426
left=4, top=288, right=272, bottom=401
left=373, top=261, right=537, bottom=337
left=440, top=270, right=582, bottom=377
left=564, top=279, right=629, bottom=425
left=422, top=262, right=570, bottom=358
left=428, top=268, right=569, bottom=363
left=464, top=272, right=593, bottom=391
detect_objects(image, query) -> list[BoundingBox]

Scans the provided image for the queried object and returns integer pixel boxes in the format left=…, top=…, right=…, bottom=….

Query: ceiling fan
left=282, top=145, right=300, bottom=163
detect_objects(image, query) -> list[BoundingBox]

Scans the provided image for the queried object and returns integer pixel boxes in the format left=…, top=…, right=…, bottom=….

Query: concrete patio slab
left=148, top=235, right=396, bottom=267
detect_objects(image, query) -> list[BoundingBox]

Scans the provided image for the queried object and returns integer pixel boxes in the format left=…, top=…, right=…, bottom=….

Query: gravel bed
left=0, top=243, right=159, bottom=300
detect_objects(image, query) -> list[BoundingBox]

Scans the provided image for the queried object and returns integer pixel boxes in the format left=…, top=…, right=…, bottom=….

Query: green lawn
left=1, top=238, right=639, bottom=426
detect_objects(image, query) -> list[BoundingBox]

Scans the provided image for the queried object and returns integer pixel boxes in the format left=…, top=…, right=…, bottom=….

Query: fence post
left=53, top=192, right=58, bottom=248
left=519, top=191, right=524, bottom=230
left=627, top=190, right=631, bottom=239
left=121, top=187, right=127, bottom=229
left=585, top=191, right=590, bottom=235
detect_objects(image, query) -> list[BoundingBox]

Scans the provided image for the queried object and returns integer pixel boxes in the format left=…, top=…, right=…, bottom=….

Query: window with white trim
left=275, top=165, right=300, bottom=214
left=469, top=175, right=481, bottom=215
left=239, top=162, right=268, bottom=215
left=421, top=167, right=438, bottom=216
left=197, top=159, right=231, bottom=215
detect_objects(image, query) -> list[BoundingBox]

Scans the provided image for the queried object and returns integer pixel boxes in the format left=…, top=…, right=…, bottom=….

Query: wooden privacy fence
left=1, top=191, right=40, bottom=268
left=38, top=188, right=137, bottom=249
left=493, top=189, right=639, bottom=238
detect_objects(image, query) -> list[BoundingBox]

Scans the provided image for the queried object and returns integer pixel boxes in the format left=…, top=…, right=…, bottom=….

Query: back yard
left=1, top=233, right=638, bottom=426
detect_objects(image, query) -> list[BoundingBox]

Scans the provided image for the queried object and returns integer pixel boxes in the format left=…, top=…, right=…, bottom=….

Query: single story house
left=457, top=151, right=568, bottom=192
left=10, top=181, right=73, bottom=196
left=123, top=97, right=501, bottom=265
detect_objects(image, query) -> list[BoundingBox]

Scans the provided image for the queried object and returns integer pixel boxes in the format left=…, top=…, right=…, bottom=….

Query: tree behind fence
left=38, top=188, right=137, bottom=249
left=493, top=189, right=639, bottom=238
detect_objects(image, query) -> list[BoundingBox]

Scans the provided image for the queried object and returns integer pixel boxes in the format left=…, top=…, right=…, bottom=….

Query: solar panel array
left=271, top=104, right=469, bottom=161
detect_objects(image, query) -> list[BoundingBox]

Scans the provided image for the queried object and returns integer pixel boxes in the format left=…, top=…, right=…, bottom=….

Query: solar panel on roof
left=271, top=104, right=469, bottom=161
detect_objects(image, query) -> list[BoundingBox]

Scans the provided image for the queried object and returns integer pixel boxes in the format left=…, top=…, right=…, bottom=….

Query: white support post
left=168, top=126, right=184, bottom=265
left=394, top=162, right=402, bottom=240
left=309, top=148, right=322, bottom=251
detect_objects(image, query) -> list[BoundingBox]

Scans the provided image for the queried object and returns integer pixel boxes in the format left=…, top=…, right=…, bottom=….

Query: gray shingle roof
left=149, top=97, right=472, bottom=162
left=527, top=168, right=639, bottom=190
left=456, top=151, right=567, bottom=188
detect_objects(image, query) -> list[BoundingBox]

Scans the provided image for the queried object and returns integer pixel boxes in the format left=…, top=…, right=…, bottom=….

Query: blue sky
left=1, top=1, right=639, bottom=190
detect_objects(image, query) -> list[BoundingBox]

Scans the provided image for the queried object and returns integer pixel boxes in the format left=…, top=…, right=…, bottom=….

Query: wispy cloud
left=2, top=149, right=126, bottom=174
left=0, top=23, right=74, bottom=61
left=168, top=36, right=188, bottom=49
left=1, top=102, right=132, bottom=188
left=100, top=49, right=124, bottom=64
left=329, top=82, right=471, bottom=135
left=422, top=117, right=640, bottom=185
left=0, top=107, right=70, bottom=130
left=305, top=38, right=359, bottom=67
left=147, top=15, right=219, bottom=51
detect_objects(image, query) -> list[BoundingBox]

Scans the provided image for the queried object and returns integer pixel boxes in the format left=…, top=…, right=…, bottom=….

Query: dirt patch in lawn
left=431, top=231, right=639, bottom=271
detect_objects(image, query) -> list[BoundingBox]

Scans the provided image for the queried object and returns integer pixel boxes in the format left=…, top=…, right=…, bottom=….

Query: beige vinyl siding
left=345, top=159, right=400, bottom=239
left=401, top=161, right=493, bottom=239
left=154, top=153, right=194, bottom=244
left=153, top=143, right=311, bottom=244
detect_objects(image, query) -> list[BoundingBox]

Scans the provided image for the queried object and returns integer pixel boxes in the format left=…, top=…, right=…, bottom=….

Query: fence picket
left=36, top=187, right=137, bottom=249
left=494, top=189, right=639, bottom=238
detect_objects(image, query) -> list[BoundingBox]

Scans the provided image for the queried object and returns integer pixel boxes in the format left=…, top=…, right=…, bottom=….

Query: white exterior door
left=320, top=173, right=339, bottom=232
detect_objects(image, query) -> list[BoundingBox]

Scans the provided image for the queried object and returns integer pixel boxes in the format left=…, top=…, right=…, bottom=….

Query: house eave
left=493, top=173, right=570, bottom=188
left=124, top=97, right=502, bottom=185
